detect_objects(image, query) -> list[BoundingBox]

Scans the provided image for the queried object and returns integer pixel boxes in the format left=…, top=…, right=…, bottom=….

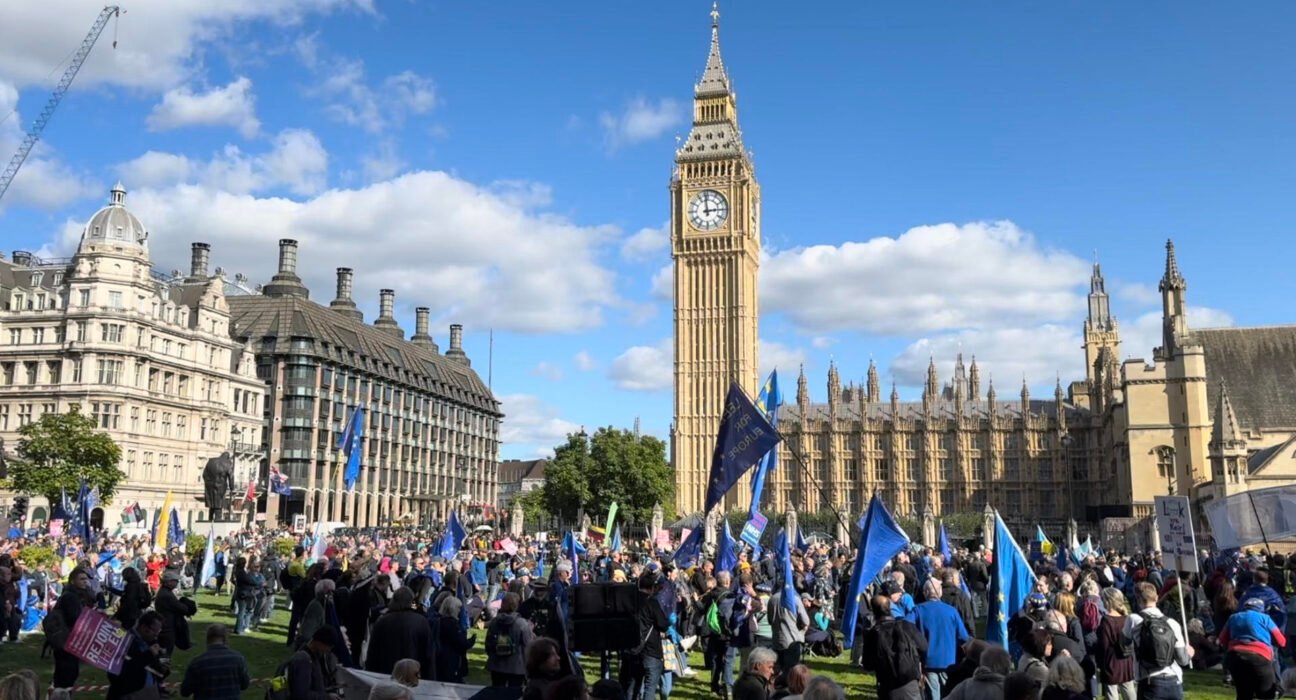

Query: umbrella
left=473, top=525, right=494, bottom=533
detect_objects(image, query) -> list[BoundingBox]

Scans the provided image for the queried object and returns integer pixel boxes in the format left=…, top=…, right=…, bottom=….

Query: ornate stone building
left=670, top=5, right=762, bottom=514
left=0, top=184, right=266, bottom=530
left=668, top=9, right=1296, bottom=535
left=226, top=241, right=501, bottom=526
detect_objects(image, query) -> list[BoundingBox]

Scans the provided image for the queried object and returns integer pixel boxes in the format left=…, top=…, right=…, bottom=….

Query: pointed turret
left=890, top=380, right=900, bottom=414
left=697, top=2, right=731, bottom=98
left=1020, top=377, right=1031, bottom=415
left=1161, top=239, right=1186, bottom=292
left=827, top=360, right=841, bottom=411
left=1211, top=382, right=1244, bottom=448
left=1087, top=261, right=1114, bottom=331
left=987, top=378, right=997, bottom=411
left=677, top=2, right=746, bottom=162
left=1158, top=239, right=1189, bottom=358
left=867, top=359, right=880, bottom=404
left=1210, top=382, right=1248, bottom=490
left=1054, top=376, right=1066, bottom=422
left=797, top=364, right=809, bottom=409
left=968, top=357, right=981, bottom=401
left=924, top=357, right=939, bottom=400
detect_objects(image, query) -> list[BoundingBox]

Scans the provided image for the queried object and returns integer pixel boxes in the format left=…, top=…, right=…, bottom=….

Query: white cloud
left=310, top=56, right=436, bottom=134
left=499, top=394, right=580, bottom=453
left=0, top=81, right=98, bottom=210
left=0, top=1, right=373, bottom=91
left=599, top=97, right=685, bottom=150
left=761, top=221, right=1089, bottom=335
left=360, top=140, right=406, bottom=182
left=890, top=325, right=1082, bottom=391
left=574, top=351, right=596, bottom=372
left=147, top=77, right=261, bottom=138
left=61, top=170, right=619, bottom=334
left=621, top=224, right=669, bottom=261
left=609, top=339, right=672, bottom=391
left=1117, top=282, right=1160, bottom=306
left=760, top=339, right=808, bottom=381
left=531, top=361, right=564, bottom=382
left=811, top=336, right=837, bottom=350
left=650, top=265, right=673, bottom=300
left=116, top=128, right=328, bottom=196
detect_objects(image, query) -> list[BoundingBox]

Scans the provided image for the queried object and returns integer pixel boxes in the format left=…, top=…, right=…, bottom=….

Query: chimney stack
left=11, top=251, right=33, bottom=267
left=373, top=289, right=404, bottom=338
left=445, top=323, right=469, bottom=365
left=329, top=267, right=363, bottom=321
left=411, top=307, right=439, bottom=351
left=262, top=238, right=310, bottom=298
left=189, top=242, right=211, bottom=279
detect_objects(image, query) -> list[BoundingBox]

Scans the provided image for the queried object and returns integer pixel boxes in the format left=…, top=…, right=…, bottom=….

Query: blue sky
left=2, top=2, right=1295, bottom=458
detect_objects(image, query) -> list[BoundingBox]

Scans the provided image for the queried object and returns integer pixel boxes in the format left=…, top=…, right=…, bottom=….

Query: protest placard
left=64, top=609, right=129, bottom=675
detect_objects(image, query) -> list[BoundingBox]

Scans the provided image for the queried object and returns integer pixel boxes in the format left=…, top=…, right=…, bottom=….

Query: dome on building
left=81, top=182, right=148, bottom=249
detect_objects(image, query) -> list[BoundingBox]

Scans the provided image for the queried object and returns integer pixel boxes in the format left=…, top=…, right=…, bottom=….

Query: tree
left=8, top=407, right=125, bottom=504
left=541, top=427, right=674, bottom=525
left=514, top=488, right=549, bottom=530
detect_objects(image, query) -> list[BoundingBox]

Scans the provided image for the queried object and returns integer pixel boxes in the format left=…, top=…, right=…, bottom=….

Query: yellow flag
left=156, top=491, right=174, bottom=550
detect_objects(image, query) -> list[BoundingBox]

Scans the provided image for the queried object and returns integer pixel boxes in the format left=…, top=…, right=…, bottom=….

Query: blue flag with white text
left=707, top=382, right=782, bottom=513
left=749, top=370, right=782, bottom=516
left=842, top=494, right=910, bottom=649
left=987, top=511, right=1038, bottom=648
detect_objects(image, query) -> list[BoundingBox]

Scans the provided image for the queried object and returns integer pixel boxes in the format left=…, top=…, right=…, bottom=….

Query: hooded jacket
left=945, top=666, right=1006, bottom=700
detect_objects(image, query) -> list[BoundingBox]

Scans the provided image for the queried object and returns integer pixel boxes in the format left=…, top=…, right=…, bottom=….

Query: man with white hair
left=732, top=646, right=776, bottom=700
left=912, top=578, right=968, bottom=700
left=367, top=681, right=413, bottom=699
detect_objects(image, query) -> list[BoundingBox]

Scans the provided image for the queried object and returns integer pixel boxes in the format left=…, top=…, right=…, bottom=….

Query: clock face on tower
left=687, top=190, right=729, bottom=231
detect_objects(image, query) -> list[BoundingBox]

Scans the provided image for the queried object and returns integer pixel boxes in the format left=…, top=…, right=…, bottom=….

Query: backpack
left=705, top=600, right=723, bottom=636
left=42, top=601, right=70, bottom=650
left=877, top=621, right=922, bottom=684
left=1136, top=615, right=1176, bottom=669
left=486, top=618, right=517, bottom=659
left=264, top=656, right=294, bottom=700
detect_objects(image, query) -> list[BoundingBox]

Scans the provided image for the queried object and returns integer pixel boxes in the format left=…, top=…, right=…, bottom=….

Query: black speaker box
left=569, top=582, right=642, bottom=652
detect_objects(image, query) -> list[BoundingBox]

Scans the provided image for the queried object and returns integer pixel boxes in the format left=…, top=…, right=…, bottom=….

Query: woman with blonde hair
left=1094, top=587, right=1134, bottom=700
left=390, top=659, right=420, bottom=688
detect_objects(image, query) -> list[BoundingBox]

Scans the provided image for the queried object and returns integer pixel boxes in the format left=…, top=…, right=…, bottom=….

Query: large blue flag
left=562, top=530, right=586, bottom=574
left=987, top=511, right=1038, bottom=648
left=842, top=493, right=911, bottom=649
left=939, top=522, right=952, bottom=560
left=167, top=507, right=183, bottom=547
left=336, top=405, right=365, bottom=490
left=777, top=527, right=799, bottom=613
left=795, top=526, right=809, bottom=553
left=72, top=479, right=92, bottom=541
left=439, top=511, right=466, bottom=561
left=53, top=488, right=72, bottom=522
left=749, top=370, right=782, bottom=516
left=707, top=382, right=782, bottom=513
left=672, top=526, right=704, bottom=568
left=717, top=520, right=739, bottom=573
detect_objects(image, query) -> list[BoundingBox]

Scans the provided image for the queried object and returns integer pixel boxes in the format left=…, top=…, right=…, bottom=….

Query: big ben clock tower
left=672, top=3, right=761, bottom=514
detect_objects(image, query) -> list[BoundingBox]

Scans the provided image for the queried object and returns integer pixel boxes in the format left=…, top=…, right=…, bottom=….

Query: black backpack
left=1136, top=615, right=1176, bottom=669
left=877, top=621, right=922, bottom=684
left=486, top=617, right=517, bottom=659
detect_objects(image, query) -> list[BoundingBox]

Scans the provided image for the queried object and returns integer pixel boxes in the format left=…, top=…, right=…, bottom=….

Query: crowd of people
left=1, top=520, right=1296, bottom=700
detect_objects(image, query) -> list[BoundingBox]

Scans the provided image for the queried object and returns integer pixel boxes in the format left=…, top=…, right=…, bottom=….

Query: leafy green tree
left=9, top=407, right=125, bottom=504
left=541, top=427, right=674, bottom=525
left=514, top=488, right=549, bottom=529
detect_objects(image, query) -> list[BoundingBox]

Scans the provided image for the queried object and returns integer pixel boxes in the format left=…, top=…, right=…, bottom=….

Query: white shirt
left=1122, top=607, right=1188, bottom=682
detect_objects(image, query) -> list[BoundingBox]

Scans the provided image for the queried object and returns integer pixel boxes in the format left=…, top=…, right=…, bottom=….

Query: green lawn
left=0, top=593, right=1235, bottom=699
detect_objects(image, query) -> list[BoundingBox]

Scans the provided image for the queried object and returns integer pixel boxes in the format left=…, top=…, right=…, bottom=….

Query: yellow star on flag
left=997, top=592, right=1005, bottom=602
left=997, top=612, right=1006, bottom=621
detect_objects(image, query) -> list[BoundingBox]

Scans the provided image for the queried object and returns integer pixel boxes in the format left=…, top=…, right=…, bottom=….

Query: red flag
left=243, top=480, right=256, bottom=506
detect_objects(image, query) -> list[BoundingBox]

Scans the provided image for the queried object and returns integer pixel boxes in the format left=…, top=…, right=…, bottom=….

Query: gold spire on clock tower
left=671, top=2, right=761, bottom=514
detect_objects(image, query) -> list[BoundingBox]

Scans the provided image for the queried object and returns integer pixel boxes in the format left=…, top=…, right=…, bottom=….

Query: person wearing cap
left=1219, top=597, right=1287, bottom=700
left=882, top=580, right=915, bottom=623
left=286, top=626, right=342, bottom=700
left=550, top=561, right=574, bottom=623
left=156, top=567, right=197, bottom=656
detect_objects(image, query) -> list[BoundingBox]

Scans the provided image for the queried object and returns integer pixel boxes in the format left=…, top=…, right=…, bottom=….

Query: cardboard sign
left=64, top=609, right=130, bottom=675
left=740, top=512, right=768, bottom=548
left=655, top=528, right=672, bottom=549
left=499, top=537, right=518, bottom=556
left=1154, top=495, right=1199, bottom=573
left=49, top=519, right=63, bottom=537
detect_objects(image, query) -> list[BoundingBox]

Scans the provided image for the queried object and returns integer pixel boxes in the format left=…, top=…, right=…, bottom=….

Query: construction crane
left=0, top=5, right=121, bottom=203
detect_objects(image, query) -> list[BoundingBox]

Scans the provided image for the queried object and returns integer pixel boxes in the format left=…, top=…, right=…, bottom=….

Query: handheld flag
left=1035, top=526, right=1054, bottom=555
left=777, top=527, right=799, bottom=613
left=717, top=520, right=739, bottom=573
left=707, top=382, right=782, bottom=513
left=603, top=502, right=619, bottom=541
left=199, top=525, right=217, bottom=588
left=987, top=511, right=1038, bottom=648
left=610, top=526, right=623, bottom=553
left=672, top=527, right=704, bottom=568
left=939, top=522, right=952, bottom=561
left=310, top=520, right=328, bottom=562
left=562, top=530, right=586, bottom=573
left=439, top=511, right=466, bottom=561
left=270, top=466, right=292, bottom=496
left=795, top=526, right=809, bottom=553
left=242, top=480, right=256, bottom=508
left=55, top=488, right=72, bottom=522
left=842, top=493, right=911, bottom=649
left=336, top=406, right=365, bottom=490
left=168, top=507, right=183, bottom=546
left=749, top=370, right=782, bottom=516
left=156, top=491, right=174, bottom=549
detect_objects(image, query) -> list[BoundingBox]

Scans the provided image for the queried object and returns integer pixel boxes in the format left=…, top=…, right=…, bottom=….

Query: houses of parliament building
left=670, top=8, right=1296, bottom=530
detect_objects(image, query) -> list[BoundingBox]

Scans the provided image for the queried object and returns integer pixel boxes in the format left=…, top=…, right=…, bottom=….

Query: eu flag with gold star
left=987, top=510, right=1037, bottom=648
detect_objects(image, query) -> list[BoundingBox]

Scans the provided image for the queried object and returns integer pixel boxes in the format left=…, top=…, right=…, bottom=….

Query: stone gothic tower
left=1083, top=261, right=1121, bottom=385
left=671, top=3, right=761, bottom=513
left=1209, top=383, right=1248, bottom=496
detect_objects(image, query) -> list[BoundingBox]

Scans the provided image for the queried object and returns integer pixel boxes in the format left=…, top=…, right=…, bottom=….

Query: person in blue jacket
left=1242, top=569, right=1288, bottom=631
left=912, top=578, right=970, bottom=700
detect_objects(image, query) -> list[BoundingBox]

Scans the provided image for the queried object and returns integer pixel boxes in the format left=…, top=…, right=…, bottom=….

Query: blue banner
left=706, top=382, right=782, bottom=513
left=987, top=510, right=1038, bottom=648
left=842, top=494, right=910, bottom=649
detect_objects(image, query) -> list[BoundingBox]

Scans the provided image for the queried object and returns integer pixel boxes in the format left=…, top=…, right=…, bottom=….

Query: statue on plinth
left=201, top=452, right=236, bottom=520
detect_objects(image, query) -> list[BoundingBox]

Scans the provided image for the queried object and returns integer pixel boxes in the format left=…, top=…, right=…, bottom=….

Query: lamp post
left=1152, top=445, right=1177, bottom=496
